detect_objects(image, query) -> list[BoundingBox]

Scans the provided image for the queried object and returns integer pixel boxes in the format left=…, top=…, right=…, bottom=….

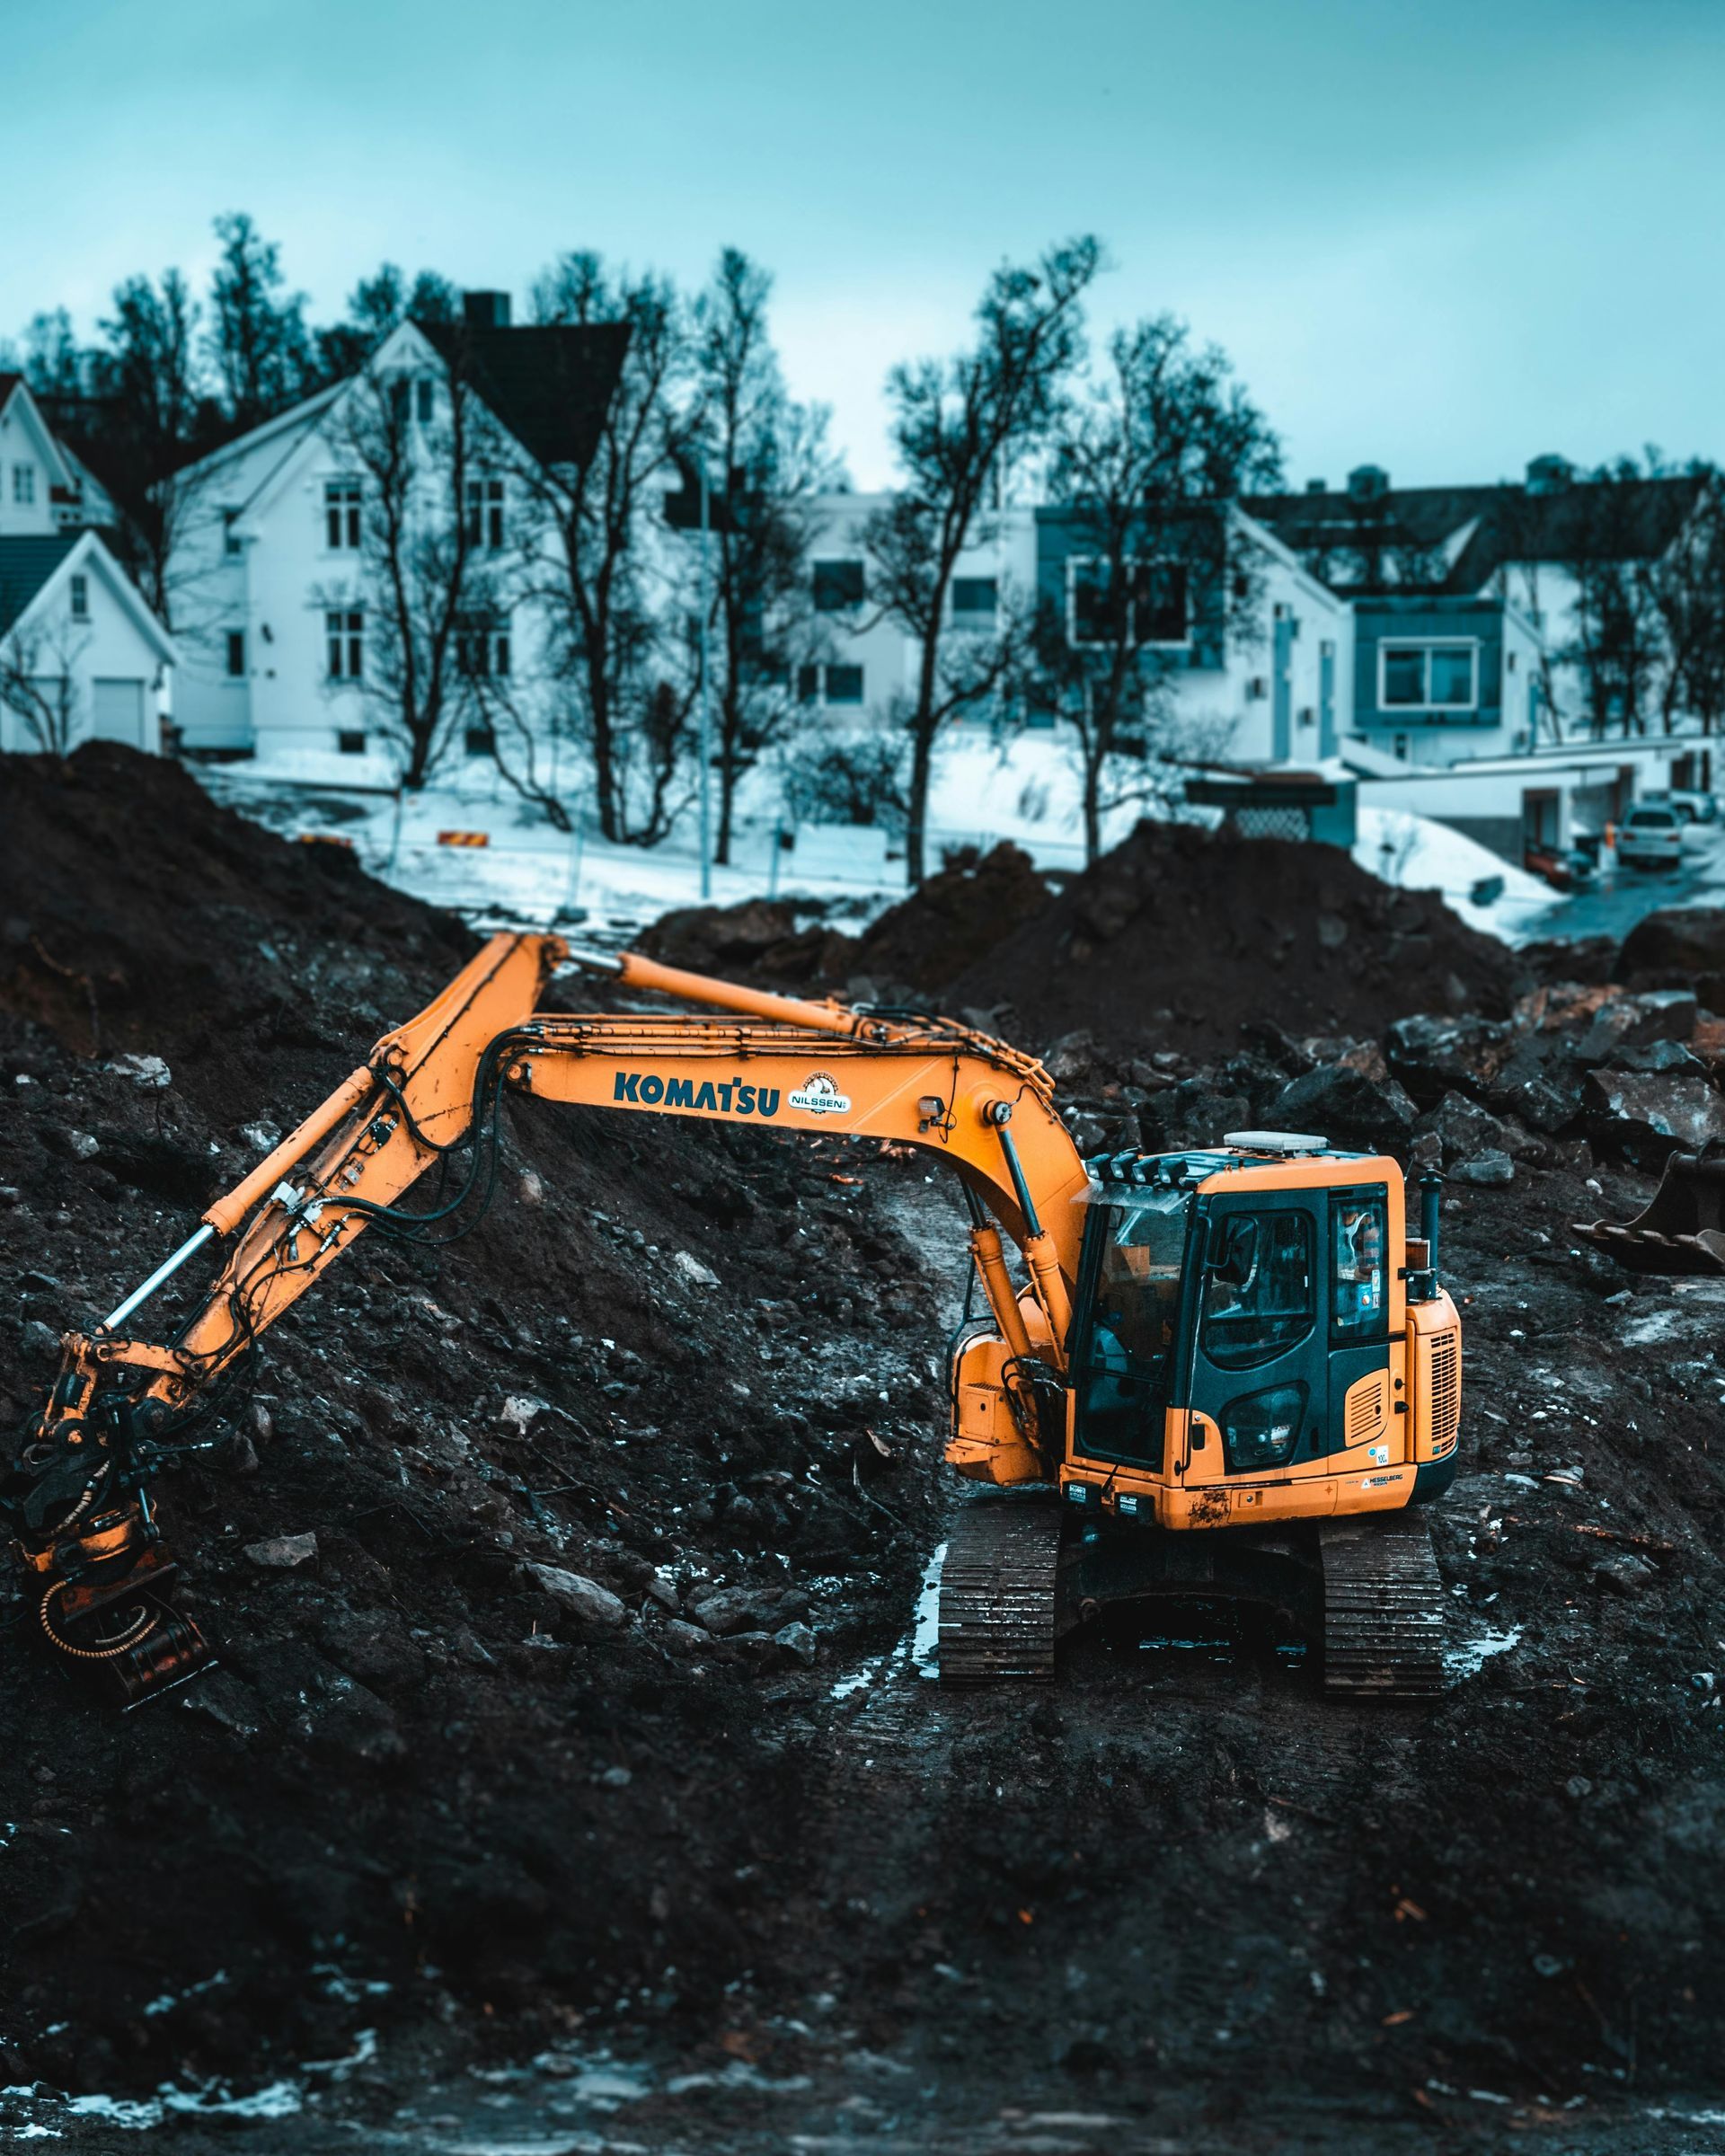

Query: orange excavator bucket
left=1577, top=1146, right=1725, bottom=1274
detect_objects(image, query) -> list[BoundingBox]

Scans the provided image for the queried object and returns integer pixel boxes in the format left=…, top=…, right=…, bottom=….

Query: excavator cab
left=1065, top=1138, right=1431, bottom=1509
left=940, top=1134, right=1461, bottom=1695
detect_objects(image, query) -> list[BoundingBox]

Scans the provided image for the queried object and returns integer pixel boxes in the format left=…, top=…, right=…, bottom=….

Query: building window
left=1379, top=640, right=1478, bottom=711
left=325, top=479, right=362, bottom=550
left=417, top=378, right=434, bottom=426
left=464, top=478, right=506, bottom=550
left=226, top=630, right=246, bottom=677
left=337, top=729, right=367, bottom=755
left=12, top=464, right=35, bottom=507
left=68, top=574, right=89, bottom=622
left=812, top=559, right=865, bottom=613
left=326, top=608, right=365, bottom=680
left=952, top=577, right=998, bottom=628
left=223, top=509, right=243, bottom=557
left=464, top=725, right=497, bottom=758
left=456, top=611, right=510, bottom=676
left=797, top=662, right=864, bottom=706
left=1067, top=558, right=1190, bottom=649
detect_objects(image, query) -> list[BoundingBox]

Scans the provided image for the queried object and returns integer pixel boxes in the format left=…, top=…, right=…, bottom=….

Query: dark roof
left=0, top=535, right=80, bottom=636
left=0, top=371, right=22, bottom=411
left=415, top=320, right=631, bottom=467
left=1249, top=473, right=1707, bottom=593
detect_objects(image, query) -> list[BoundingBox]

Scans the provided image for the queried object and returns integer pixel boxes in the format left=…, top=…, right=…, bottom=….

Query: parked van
left=1617, top=804, right=1686, bottom=870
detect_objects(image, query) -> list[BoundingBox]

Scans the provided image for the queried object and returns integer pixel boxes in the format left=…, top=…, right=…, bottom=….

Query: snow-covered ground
left=1353, top=807, right=1556, bottom=942
left=198, top=732, right=1557, bottom=948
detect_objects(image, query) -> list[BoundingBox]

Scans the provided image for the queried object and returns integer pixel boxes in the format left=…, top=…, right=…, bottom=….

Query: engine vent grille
left=1428, top=1330, right=1461, bottom=1448
left=1346, top=1372, right=1387, bottom=1445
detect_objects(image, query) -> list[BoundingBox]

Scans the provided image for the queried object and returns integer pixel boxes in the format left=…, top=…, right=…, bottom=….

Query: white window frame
left=1376, top=637, right=1480, bottom=713
left=325, top=606, right=365, bottom=682
left=464, top=477, right=506, bottom=551
left=798, top=661, right=865, bottom=708
left=13, top=464, right=36, bottom=507
left=456, top=610, right=511, bottom=677
left=1065, top=555, right=1191, bottom=651
left=324, top=478, right=363, bottom=552
left=68, top=573, right=89, bottom=622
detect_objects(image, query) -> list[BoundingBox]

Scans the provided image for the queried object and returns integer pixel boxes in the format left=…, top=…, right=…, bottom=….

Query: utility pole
left=697, top=452, right=712, bottom=901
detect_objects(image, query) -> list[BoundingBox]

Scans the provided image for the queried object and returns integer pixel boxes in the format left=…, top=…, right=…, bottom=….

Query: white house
left=771, top=491, right=1351, bottom=769
left=0, top=372, right=119, bottom=540
left=166, top=295, right=630, bottom=774
left=0, top=528, right=176, bottom=755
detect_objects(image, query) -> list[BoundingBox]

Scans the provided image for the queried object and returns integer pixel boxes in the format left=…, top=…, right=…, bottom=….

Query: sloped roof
left=0, top=535, right=81, bottom=635
left=1248, top=473, right=1707, bottom=592
left=415, top=319, right=631, bottom=466
left=0, top=371, right=22, bottom=412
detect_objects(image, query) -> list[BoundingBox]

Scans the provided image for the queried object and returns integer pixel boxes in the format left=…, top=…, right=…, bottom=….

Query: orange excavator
left=6, top=932, right=1462, bottom=1707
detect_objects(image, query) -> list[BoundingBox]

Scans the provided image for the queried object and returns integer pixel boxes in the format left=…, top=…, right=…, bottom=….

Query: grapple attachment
left=1576, top=1146, right=1725, bottom=1274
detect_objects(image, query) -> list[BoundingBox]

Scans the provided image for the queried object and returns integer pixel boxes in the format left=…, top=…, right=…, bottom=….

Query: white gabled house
left=0, top=371, right=119, bottom=539
left=0, top=527, right=176, bottom=755
left=166, top=295, right=632, bottom=776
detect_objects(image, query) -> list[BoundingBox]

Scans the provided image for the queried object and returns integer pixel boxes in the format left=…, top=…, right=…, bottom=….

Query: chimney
left=462, top=290, right=512, bottom=331
left=1347, top=464, right=1390, bottom=503
left=1525, top=453, right=1573, bottom=496
left=1305, top=477, right=1328, bottom=495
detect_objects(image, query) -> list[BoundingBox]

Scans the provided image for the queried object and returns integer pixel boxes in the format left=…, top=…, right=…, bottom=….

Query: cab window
left=1200, top=1211, right=1314, bottom=1371
left=1331, top=1191, right=1387, bottom=1340
left=1076, top=1189, right=1191, bottom=1465
left=1092, top=1190, right=1190, bottom=1369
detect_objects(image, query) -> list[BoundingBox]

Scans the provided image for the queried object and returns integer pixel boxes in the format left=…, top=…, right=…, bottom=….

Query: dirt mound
left=640, top=843, right=1053, bottom=1000
left=943, top=819, right=1523, bottom=1055
left=846, top=842, right=1051, bottom=993
left=0, top=746, right=944, bottom=2095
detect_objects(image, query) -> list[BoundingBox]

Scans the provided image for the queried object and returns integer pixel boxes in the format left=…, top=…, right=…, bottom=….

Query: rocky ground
left=3, top=754, right=1725, bottom=2152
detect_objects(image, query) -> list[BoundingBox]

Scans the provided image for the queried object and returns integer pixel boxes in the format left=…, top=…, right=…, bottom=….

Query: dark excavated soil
left=2, top=751, right=1724, bottom=2152
left=940, top=820, right=1523, bottom=1058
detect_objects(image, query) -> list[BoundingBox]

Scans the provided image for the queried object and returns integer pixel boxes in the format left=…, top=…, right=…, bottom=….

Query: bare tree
left=90, top=270, right=210, bottom=626
left=520, top=252, right=695, bottom=845
left=690, top=248, right=837, bottom=863
left=0, top=615, right=89, bottom=756
left=1039, top=315, right=1282, bottom=863
left=1646, top=466, right=1725, bottom=735
left=323, top=343, right=497, bottom=787
left=866, top=237, right=1101, bottom=883
left=1561, top=460, right=1667, bottom=738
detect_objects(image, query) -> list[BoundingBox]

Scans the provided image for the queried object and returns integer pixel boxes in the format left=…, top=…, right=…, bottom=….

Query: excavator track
left=1319, top=1512, right=1446, bottom=1699
left=937, top=1497, right=1064, bottom=1683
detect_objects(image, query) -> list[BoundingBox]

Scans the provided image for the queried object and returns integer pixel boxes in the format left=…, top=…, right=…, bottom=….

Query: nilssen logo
left=788, top=1071, right=851, bottom=1116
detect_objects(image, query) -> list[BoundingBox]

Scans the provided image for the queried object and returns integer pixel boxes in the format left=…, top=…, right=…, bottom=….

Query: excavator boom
left=7, top=932, right=1088, bottom=1701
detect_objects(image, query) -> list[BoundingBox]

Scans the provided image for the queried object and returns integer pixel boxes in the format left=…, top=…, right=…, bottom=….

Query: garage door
left=91, top=678, right=146, bottom=748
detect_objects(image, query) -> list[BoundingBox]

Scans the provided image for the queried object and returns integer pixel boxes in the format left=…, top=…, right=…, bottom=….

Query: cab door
left=1184, top=1189, right=1326, bottom=1480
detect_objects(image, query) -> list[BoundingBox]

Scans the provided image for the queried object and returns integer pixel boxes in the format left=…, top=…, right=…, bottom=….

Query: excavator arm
left=7, top=931, right=1088, bottom=1702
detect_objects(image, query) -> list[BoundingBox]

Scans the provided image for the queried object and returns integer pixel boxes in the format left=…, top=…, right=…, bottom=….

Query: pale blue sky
left=5, top=0, right=1722, bottom=488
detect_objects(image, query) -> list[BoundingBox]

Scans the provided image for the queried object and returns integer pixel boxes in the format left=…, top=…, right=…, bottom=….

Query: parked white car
left=1617, top=804, right=1686, bottom=870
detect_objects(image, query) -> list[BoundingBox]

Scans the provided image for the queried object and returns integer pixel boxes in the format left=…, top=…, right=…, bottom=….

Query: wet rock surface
left=4, top=750, right=1725, bottom=2150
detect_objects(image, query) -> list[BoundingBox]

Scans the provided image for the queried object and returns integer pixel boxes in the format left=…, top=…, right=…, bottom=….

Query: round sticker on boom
left=789, top=1071, right=852, bottom=1115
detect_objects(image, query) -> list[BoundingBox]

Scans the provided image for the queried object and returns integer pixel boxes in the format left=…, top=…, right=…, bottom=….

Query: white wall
left=0, top=393, right=59, bottom=538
